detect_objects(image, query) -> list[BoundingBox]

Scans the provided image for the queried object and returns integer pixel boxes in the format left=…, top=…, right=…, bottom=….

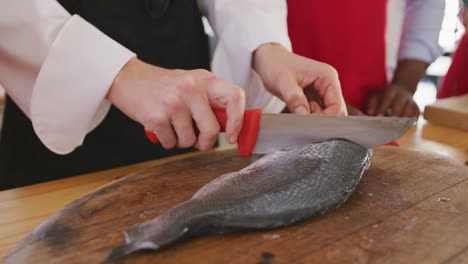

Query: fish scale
left=109, top=139, right=372, bottom=260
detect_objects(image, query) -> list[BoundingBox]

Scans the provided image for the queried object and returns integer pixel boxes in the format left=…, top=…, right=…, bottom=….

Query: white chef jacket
left=397, top=0, right=446, bottom=62
left=0, top=0, right=444, bottom=155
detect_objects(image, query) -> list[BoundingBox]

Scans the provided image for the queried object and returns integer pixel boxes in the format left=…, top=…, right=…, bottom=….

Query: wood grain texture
left=2, top=146, right=467, bottom=264
left=424, top=95, right=468, bottom=131
left=0, top=150, right=202, bottom=260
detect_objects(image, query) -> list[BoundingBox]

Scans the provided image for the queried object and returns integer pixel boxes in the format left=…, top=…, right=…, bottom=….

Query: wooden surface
left=2, top=146, right=468, bottom=264
left=424, top=95, right=468, bottom=131
left=0, top=120, right=467, bottom=263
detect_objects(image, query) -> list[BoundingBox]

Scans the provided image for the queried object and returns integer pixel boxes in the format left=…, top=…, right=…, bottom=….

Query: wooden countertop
left=0, top=119, right=467, bottom=261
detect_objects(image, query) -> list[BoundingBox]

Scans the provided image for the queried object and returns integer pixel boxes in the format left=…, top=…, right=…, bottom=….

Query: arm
left=0, top=1, right=245, bottom=154
left=366, top=0, right=445, bottom=117
left=0, top=0, right=135, bottom=154
left=199, top=0, right=346, bottom=115
left=394, top=0, right=445, bottom=92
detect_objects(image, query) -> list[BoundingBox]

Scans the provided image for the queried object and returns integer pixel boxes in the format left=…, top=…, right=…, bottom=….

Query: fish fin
left=123, top=225, right=147, bottom=243
left=107, top=241, right=158, bottom=261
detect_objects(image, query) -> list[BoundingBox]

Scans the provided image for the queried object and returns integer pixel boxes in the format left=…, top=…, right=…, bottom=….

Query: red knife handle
left=145, top=107, right=261, bottom=156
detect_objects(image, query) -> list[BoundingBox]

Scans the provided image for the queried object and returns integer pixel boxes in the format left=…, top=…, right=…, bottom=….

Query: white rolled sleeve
left=398, top=0, right=445, bottom=63
left=199, top=0, right=290, bottom=113
left=0, top=0, right=135, bottom=154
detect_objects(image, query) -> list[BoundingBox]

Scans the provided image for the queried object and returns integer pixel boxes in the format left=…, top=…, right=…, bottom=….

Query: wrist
left=252, top=43, right=284, bottom=70
left=252, top=43, right=289, bottom=90
left=391, top=59, right=429, bottom=94
left=107, top=57, right=137, bottom=99
left=107, top=57, right=167, bottom=103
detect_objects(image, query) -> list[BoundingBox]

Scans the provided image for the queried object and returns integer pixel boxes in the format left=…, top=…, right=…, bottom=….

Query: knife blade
left=145, top=108, right=416, bottom=156
left=253, top=114, right=416, bottom=154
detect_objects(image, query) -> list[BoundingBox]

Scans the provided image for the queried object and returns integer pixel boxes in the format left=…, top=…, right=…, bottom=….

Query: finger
left=308, top=65, right=346, bottom=116
left=187, top=97, right=220, bottom=151
left=174, top=70, right=221, bottom=151
left=309, top=101, right=323, bottom=114
left=376, top=89, right=397, bottom=116
left=170, top=105, right=196, bottom=149
left=176, top=73, right=221, bottom=151
left=390, top=96, right=408, bottom=117
left=203, top=74, right=245, bottom=144
left=401, top=102, right=414, bottom=117
left=278, top=73, right=310, bottom=114
left=402, top=101, right=420, bottom=118
left=366, top=94, right=379, bottom=116
left=304, top=85, right=325, bottom=109
left=222, top=86, right=245, bottom=144
left=146, top=113, right=177, bottom=149
left=321, top=98, right=347, bottom=116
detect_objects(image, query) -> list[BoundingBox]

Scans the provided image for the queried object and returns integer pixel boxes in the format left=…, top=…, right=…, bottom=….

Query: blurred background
left=387, top=0, right=465, bottom=112
left=0, top=0, right=463, bottom=132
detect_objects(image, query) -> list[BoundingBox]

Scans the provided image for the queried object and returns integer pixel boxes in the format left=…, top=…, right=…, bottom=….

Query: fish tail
left=109, top=200, right=206, bottom=260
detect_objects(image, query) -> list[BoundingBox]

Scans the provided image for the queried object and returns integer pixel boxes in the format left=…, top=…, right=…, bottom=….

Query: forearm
left=391, top=59, right=429, bottom=94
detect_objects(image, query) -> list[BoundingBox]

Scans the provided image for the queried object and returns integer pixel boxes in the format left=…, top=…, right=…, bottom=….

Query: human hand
left=252, top=44, right=347, bottom=116
left=365, top=83, right=420, bottom=118
left=107, top=57, right=245, bottom=150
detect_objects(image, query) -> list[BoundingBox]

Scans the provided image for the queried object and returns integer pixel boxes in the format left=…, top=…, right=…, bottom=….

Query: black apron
left=0, top=0, right=210, bottom=190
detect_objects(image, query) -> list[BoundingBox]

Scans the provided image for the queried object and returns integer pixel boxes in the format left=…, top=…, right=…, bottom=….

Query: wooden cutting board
left=2, top=147, right=468, bottom=264
left=424, top=95, right=468, bottom=131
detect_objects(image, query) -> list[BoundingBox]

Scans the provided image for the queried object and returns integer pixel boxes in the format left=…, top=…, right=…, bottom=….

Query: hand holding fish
left=365, top=83, right=420, bottom=117
left=365, top=59, right=426, bottom=118
left=252, top=43, right=347, bottom=116
left=107, top=57, right=246, bottom=150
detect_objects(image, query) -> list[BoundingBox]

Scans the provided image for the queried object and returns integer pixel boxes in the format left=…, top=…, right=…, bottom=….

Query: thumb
left=279, top=75, right=310, bottom=114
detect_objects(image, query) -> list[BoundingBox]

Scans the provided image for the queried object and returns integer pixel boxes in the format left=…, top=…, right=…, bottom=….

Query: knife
left=145, top=108, right=416, bottom=156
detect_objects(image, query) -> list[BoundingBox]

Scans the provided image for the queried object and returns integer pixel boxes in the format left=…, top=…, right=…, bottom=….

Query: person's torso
left=287, top=0, right=388, bottom=109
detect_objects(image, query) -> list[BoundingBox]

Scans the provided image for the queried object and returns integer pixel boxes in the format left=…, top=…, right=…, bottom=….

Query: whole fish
left=109, top=139, right=372, bottom=260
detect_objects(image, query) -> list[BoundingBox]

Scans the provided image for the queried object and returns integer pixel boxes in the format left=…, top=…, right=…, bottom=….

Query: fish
left=109, top=139, right=372, bottom=260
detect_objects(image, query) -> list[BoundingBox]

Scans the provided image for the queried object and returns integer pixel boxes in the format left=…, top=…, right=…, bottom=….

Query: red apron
left=438, top=34, right=468, bottom=98
left=287, top=0, right=388, bottom=109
